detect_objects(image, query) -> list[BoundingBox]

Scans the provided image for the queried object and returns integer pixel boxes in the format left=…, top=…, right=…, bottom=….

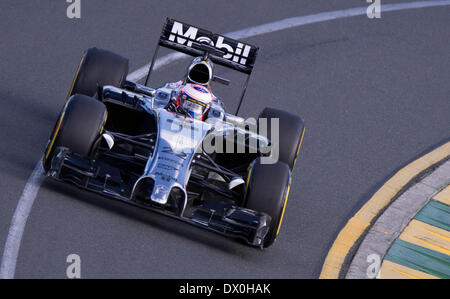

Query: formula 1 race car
left=43, top=18, right=305, bottom=248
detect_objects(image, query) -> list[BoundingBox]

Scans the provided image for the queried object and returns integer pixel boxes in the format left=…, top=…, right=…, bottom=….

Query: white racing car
left=43, top=18, right=305, bottom=248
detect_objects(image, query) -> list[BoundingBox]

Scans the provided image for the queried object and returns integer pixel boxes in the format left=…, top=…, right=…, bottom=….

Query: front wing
left=47, top=147, right=270, bottom=247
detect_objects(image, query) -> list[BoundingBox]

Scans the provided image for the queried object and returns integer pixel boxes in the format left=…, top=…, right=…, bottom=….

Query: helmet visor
left=182, top=95, right=207, bottom=119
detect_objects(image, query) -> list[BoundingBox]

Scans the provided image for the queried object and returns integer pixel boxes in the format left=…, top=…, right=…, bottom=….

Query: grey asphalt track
left=0, top=0, right=449, bottom=278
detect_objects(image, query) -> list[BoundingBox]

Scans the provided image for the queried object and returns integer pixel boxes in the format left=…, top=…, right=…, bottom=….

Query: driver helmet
left=176, top=83, right=212, bottom=120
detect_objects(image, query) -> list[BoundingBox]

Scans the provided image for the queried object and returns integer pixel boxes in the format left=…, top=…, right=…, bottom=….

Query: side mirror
left=102, top=132, right=115, bottom=150
left=229, top=177, right=245, bottom=190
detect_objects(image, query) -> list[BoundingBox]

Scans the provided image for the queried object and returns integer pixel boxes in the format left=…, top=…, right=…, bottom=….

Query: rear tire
left=258, top=107, right=305, bottom=171
left=43, top=94, right=107, bottom=171
left=68, top=47, right=129, bottom=98
left=244, top=158, right=291, bottom=247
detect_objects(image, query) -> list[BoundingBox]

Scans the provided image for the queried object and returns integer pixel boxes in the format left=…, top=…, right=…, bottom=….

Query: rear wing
left=161, top=18, right=258, bottom=74
left=145, top=18, right=259, bottom=115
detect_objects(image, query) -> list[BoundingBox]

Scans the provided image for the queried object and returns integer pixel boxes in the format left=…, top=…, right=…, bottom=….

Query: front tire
left=68, top=47, right=129, bottom=98
left=43, top=94, right=107, bottom=171
left=258, top=107, right=305, bottom=171
left=244, top=158, right=291, bottom=247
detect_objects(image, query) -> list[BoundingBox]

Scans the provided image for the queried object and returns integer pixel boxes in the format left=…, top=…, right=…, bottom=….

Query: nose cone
left=187, top=58, right=213, bottom=85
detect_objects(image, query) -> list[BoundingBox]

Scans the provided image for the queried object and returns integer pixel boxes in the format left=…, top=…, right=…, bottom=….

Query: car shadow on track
left=41, top=178, right=254, bottom=256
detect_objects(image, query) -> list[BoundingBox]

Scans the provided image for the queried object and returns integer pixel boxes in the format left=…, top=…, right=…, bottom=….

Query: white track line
left=2, top=1, right=449, bottom=279
left=0, top=161, right=45, bottom=279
